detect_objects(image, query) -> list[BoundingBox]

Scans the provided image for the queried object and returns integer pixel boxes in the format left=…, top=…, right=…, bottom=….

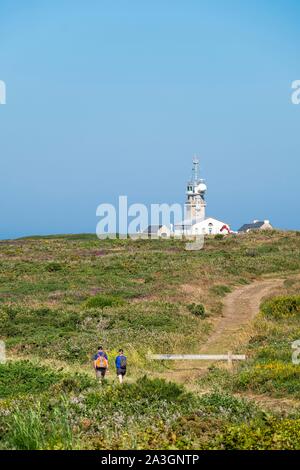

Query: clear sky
left=0, top=0, right=299, bottom=238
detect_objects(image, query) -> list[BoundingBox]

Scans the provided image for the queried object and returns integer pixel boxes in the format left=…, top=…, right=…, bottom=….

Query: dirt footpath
left=159, top=278, right=284, bottom=384
left=201, top=278, right=283, bottom=354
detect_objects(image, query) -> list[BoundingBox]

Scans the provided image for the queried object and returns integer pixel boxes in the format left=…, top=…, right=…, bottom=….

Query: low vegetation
left=0, top=231, right=300, bottom=449
left=261, top=295, right=300, bottom=319
left=202, top=286, right=300, bottom=400
left=187, top=303, right=206, bottom=318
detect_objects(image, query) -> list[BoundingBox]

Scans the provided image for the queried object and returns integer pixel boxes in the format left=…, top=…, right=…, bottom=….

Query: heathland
left=1, top=231, right=300, bottom=449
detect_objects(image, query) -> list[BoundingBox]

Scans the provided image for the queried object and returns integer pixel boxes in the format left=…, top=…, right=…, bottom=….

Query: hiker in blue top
left=115, top=349, right=127, bottom=383
left=93, top=346, right=109, bottom=382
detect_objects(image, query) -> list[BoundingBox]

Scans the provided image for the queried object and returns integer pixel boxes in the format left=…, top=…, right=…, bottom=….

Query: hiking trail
left=159, top=277, right=285, bottom=384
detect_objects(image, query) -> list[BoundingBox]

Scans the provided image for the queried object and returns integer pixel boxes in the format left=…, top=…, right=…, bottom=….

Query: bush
left=84, top=294, right=125, bottom=310
left=233, top=361, right=300, bottom=397
left=0, top=361, right=61, bottom=397
left=0, top=361, right=93, bottom=398
left=131, top=376, right=186, bottom=402
left=214, top=234, right=224, bottom=240
left=210, top=285, right=232, bottom=297
left=261, top=296, right=300, bottom=319
left=187, top=303, right=206, bottom=318
left=198, top=392, right=259, bottom=423
left=216, top=417, right=300, bottom=450
left=45, top=262, right=63, bottom=272
left=83, top=376, right=191, bottom=422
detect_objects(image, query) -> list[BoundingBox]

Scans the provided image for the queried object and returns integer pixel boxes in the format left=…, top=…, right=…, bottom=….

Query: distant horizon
left=2, top=224, right=299, bottom=242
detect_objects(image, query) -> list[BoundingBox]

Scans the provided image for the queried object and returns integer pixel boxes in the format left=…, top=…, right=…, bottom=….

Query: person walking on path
left=93, top=346, right=109, bottom=382
left=115, top=349, right=127, bottom=384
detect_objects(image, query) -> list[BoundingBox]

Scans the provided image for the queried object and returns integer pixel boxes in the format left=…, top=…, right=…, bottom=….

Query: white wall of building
left=174, top=217, right=230, bottom=236
left=191, top=218, right=230, bottom=235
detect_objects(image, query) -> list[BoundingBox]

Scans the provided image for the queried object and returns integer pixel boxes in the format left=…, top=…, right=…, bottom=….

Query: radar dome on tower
left=196, top=183, right=207, bottom=193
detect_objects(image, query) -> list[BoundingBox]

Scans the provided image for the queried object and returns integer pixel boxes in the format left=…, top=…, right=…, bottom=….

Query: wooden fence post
left=227, top=351, right=233, bottom=369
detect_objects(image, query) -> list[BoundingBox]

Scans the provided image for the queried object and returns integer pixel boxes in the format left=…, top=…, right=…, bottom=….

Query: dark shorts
left=96, top=367, right=107, bottom=378
left=117, top=368, right=126, bottom=376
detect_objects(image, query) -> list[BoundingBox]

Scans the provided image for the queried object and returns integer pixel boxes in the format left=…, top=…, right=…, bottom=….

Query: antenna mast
left=192, top=155, right=199, bottom=182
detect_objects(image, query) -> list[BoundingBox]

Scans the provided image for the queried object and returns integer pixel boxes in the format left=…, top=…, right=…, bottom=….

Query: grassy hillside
left=1, top=231, right=300, bottom=449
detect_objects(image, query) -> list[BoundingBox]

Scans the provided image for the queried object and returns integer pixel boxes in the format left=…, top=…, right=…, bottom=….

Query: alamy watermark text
left=0, top=80, right=6, bottom=104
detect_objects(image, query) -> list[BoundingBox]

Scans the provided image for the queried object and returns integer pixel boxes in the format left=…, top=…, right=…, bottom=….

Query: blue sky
left=0, top=0, right=299, bottom=238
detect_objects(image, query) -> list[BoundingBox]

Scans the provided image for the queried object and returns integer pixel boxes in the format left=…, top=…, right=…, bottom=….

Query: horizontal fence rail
left=147, top=352, right=246, bottom=366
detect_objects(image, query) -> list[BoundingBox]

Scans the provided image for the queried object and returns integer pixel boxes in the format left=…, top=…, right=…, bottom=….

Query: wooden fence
left=147, top=352, right=246, bottom=367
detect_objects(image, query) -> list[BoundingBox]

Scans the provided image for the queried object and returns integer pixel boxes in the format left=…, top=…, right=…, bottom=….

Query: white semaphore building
left=174, top=158, right=231, bottom=236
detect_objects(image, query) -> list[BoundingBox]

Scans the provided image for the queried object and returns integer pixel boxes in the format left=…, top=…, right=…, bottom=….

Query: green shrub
left=85, top=294, right=125, bottom=310
left=198, top=392, right=259, bottom=423
left=261, top=296, right=300, bottom=319
left=130, top=376, right=186, bottom=402
left=233, top=361, right=300, bottom=397
left=216, top=417, right=300, bottom=450
left=52, top=373, right=94, bottom=394
left=86, top=376, right=187, bottom=408
left=45, top=262, right=63, bottom=272
left=0, top=361, right=61, bottom=397
left=210, top=285, right=232, bottom=297
left=187, top=303, right=206, bottom=318
left=214, top=234, right=224, bottom=240
left=0, top=361, right=93, bottom=398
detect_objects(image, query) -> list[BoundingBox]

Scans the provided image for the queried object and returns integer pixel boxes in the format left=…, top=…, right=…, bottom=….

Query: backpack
left=95, top=353, right=108, bottom=369
left=120, top=356, right=127, bottom=369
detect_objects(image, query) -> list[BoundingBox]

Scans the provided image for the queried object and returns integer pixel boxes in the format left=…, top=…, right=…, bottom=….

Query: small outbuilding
left=238, top=220, right=273, bottom=233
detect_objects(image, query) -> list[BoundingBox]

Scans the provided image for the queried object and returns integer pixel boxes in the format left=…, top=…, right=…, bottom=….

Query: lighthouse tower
left=185, top=157, right=207, bottom=221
